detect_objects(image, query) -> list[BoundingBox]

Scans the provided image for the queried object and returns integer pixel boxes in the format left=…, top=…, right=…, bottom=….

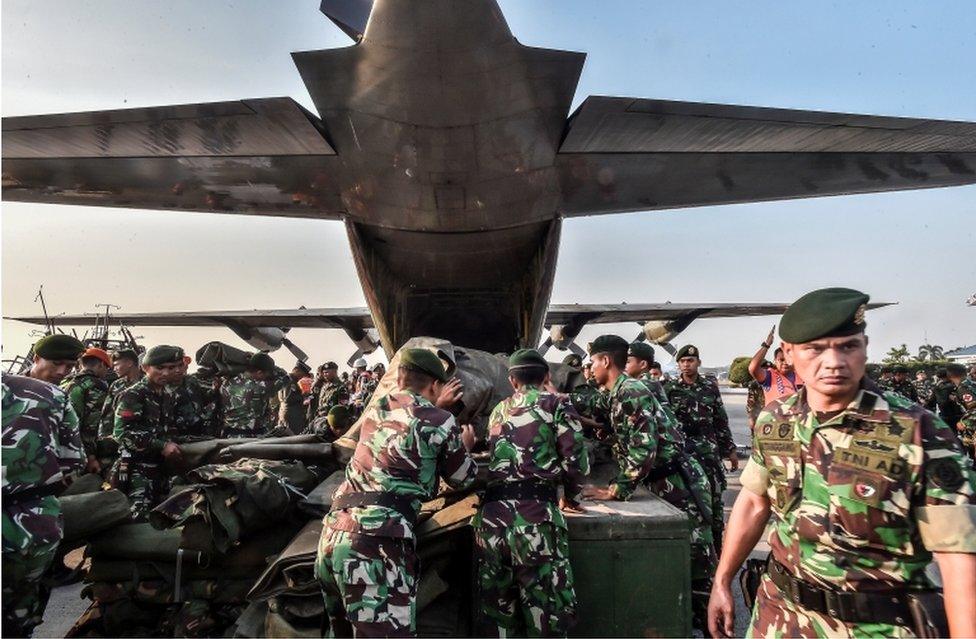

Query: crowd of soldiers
left=3, top=286, right=976, bottom=638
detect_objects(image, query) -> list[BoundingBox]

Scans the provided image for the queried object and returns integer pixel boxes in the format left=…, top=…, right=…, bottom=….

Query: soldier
left=24, top=334, right=85, bottom=385
left=889, top=364, right=919, bottom=402
left=624, top=342, right=670, bottom=407
left=97, top=350, right=142, bottom=471
left=708, top=288, right=976, bottom=639
left=60, top=347, right=111, bottom=474
left=306, top=362, right=350, bottom=435
left=474, top=349, right=589, bottom=636
left=947, top=363, right=976, bottom=461
left=648, top=361, right=666, bottom=383
left=665, top=344, right=737, bottom=554
left=2, top=374, right=85, bottom=637
left=114, top=346, right=186, bottom=520
left=168, top=355, right=219, bottom=439
left=316, top=348, right=478, bottom=637
left=745, top=362, right=771, bottom=431
left=279, top=360, right=312, bottom=434
left=306, top=364, right=329, bottom=422
left=913, top=369, right=937, bottom=411
left=562, top=353, right=583, bottom=369
left=934, top=368, right=963, bottom=428
left=219, top=353, right=289, bottom=438
left=351, top=369, right=379, bottom=413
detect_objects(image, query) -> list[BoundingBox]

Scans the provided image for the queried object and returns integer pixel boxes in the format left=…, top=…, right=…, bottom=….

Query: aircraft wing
left=5, top=308, right=374, bottom=331
left=2, top=98, right=345, bottom=218
left=557, top=97, right=976, bottom=216
left=545, top=302, right=892, bottom=326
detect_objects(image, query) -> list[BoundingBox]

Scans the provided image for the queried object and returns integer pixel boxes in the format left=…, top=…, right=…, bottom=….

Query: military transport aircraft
left=4, top=0, right=973, bottom=360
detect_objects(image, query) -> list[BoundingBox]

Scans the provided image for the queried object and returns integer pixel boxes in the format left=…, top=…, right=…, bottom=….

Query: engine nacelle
left=549, top=324, right=583, bottom=350
left=641, top=320, right=678, bottom=345
left=230, top=325, right=286, bottom=352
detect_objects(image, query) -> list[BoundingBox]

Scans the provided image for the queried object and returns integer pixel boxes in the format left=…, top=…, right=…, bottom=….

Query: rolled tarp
left=60, top=489, right=132, bottom=542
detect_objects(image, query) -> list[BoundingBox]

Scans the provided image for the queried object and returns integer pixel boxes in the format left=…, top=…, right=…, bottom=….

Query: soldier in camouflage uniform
left=306, top=362, right=350, bottom=436
left=24, top=334, right=84, bottom=386
left=114, top=346, right=187, bottom=520
left=60, top=347, right=111, bottom=474
left=746, top=377, right=766, bottom=431
left=665, top=344, right=737, bottom=554
left=913, top=369, right=936, bottom=411
left=3, top=373, right=85, bottom=637
left=97, top=349, right=143, bottom=477
left=474, top=349, right=589, bottom=637
left=934, top=368, right=963, bottom=427
left=167, top=357, right=219, bottom=439
left=947, top=363, right=976, bottom=461
left=709, top=288, right=976, bottom=639
left=279, top=360, right=312, bottom=435
left=889, top=365, right=919, bottom=402
left=219, top=353, right=290, bottom=438
left=316, top=348, right=478, bottom=637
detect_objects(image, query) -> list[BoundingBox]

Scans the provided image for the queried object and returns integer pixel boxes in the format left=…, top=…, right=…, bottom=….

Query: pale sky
left=2, top=0, right=974, bottom=370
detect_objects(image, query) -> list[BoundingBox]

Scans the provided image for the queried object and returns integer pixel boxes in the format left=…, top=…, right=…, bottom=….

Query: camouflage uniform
left=888, top=378, right=919, bottom=403
left=954, top=378, right=976, bottom=460
left=934, top=379, right=963, bottom=426
left=305, top=379, right=351, bottom=435
left=114, top=378, right=179, bottom=520
left=60, top=369, right=108, bottom=460
left=97, top=376, right=139, bottom=479
left=316, top=390, right=478, bottom=637
left=603, top=375, right=660, bottom=500
left=168, top=375, right=218, bottom=439
left=474, top=387, right=589, bottom=637
left=665, top=373, right=734, bottom=553
left=2, top=375, right=84, bottom=637
left=219, top=368, right=290, bottom=438
left=912, top=378, right=936, bottom=411
left=746, top=380, right=766, bottom=429
left=742, top=385, right=976, bottom=638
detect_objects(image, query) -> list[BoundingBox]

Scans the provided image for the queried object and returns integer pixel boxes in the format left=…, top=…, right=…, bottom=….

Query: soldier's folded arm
left=555, top=399, right=590, bottom=502
left=438, top=417, right=479, bottom=490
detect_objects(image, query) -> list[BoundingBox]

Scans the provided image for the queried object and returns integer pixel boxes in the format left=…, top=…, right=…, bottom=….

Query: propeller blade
left=538, top=337, right=554, bottom=356
left=281, top=337, right=309, bottom=362
left=633, top=331, right=647, bottom=343
left=661, top=343, right=677, bottom=358
left=569, top=342, right=587, bottom=358
left=347, top=349, right=365, bottom=368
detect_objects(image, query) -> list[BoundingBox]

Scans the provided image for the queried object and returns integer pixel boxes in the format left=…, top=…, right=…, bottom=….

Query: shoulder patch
left=927, top=458, right=965, bottom=492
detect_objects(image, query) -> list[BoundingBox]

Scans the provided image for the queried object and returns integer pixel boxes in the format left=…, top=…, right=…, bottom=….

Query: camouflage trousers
left=114, top=460, right=168, bottom=522
left=695, top=453, right=727, bottom=555
left=646, top=458, right=716, bottom=633
left=315, top=527, right=418, bottom=638
left=3, top=499, right=65, bottom=637
left=747, top=573, right=916, bottom=638
left=474, top=521, right=578, bottom=638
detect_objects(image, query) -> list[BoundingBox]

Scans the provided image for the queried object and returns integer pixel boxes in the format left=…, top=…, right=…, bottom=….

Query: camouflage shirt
left=167, top=375, right=218, bottom=438
left=220, top=368, right=290, bottom=437
left=913, top=378, right=936, bottom=410
left=606, top=374, right=666, bottom=500
left=2, top=375, right=84, bottom=497
left=477, top=387, right=590, bottom=529
left=665, top=374, right=735, bottom=458
left=570, top=379, right=610, bottom=429
left=114, top=377, right=177, bottom=463
left=888, top=378, right=918, bottom=403
left=99, top=376, right=140, bottom=439
left=314, top=379, right=350, bottom=420
left=746, top=380, right=766, bottom=427
left=328, top=389, right=478, bottom=540
left=742, top=384, right=976, bottom=591
left=60, top=369, right=108, bottom=459
left=954, top=378, right=976, bottom=445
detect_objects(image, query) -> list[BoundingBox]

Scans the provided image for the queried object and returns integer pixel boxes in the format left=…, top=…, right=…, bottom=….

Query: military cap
left=248, top=352, right=275, bottom=372
left=354, top=358, right=367, bottom=369
left=81, top=347, right=112, bottom=368
left=321, top=361, right=338, bottom=371
left=562, top=353, right=583, bottom=368
left=509, top=348, right=549, bottom=371
left=143, top=345, right=185, bottom=366
left=295, top=360, right=312, bottom=375
left=33, top=334, right=86, bottom=361
left=399, top=348, right=449, bottom=382
left=628, top=342, right=655, bottom=364
left=947, top=363, right=968, bottom=377
left=779, top=287, right=869, bottom=344
left=113, top=348, right=139, bottom=364
left=327, top=405, right=354, bottom=430
left=588, top=335, right=629, bottom=355
left=676, top=344, right=701, bottom=361
left=893, top=365, right=909, bottom=374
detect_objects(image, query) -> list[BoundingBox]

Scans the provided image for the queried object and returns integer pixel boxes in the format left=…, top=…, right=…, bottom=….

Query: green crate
left=566, top=496, right=692, bottom=637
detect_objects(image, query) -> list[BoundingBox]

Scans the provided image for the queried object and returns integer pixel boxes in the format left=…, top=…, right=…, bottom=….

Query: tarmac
left=34, top=389, right=761, bottom=639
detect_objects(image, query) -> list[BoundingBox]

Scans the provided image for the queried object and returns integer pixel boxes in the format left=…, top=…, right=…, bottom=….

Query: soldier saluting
left=709, top=288, right=976, bottom=638
left=315, top=349, right=477, bottom=637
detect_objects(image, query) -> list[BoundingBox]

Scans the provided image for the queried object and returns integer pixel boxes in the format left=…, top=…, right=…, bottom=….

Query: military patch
left=850, top=438, right=898, bottom=455
left=834, top=448, right=907, bottom=479
left=778, top=423, right=792, bottom=439
left=760, top=440, right=801, bottom=457
left=927, top=458, right=965, bottom=491
left=854, top=304, right=866, bottom=326
left=762, top=423, right=773, bottom=436
left=885, top=422, right=906, bottom=438
left=850, top=473, right=885, bottom=507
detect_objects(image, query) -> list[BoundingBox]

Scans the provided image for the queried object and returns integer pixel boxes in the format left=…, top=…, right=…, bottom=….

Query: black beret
left=628, top=342, right=655, bottom=364
left=779, top=288, right=869, bottom=344
left=399, top=348, right=449, bottom=382
left=295, top=360, right=312, bottom=375
left=112, top=348, right=139, bottom=364
left=509, top=348, right=549, bottom=371
left=588, top=335, right=629, bottom=355
left=322, top=361, right=338, bottom=371
left=33, top=334, right=86, bottom=361
left=562, top=353, right=583, bottom=368
left=947, top=363, right=967, bottom=376
left=249, top=353, right=275, bottom=372
left=676, top=344, right=701, bottom=360
left=327, top=405, right=354, bottom=430
left=143, top=345, right=185, bottom=366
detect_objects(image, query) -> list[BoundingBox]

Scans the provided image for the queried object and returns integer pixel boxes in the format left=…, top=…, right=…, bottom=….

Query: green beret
left=399, top=348, right=449, bottom=382
left=947, top=363, right=967, bottom=377
left=779, top=288, right=869, bottom=344
left=33, top=334, right=86, bottom=361
left=588, top=335, right=629, bottom=355
left=628, top=342, right=655, bottom=364
left=143, top=345, right=185, bottom=367
left=249, top=353, right=275, bottom=372
left=676, top=344, right=700, bottom=360
left=510, top=348, right=549, bottom=371
left=327, top=405, right=354, bottom=430
left=562, top=353, right=583, bottom=368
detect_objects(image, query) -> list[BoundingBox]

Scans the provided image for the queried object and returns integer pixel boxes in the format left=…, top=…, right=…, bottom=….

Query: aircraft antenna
left=33, top=286, right=55, bottom=334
